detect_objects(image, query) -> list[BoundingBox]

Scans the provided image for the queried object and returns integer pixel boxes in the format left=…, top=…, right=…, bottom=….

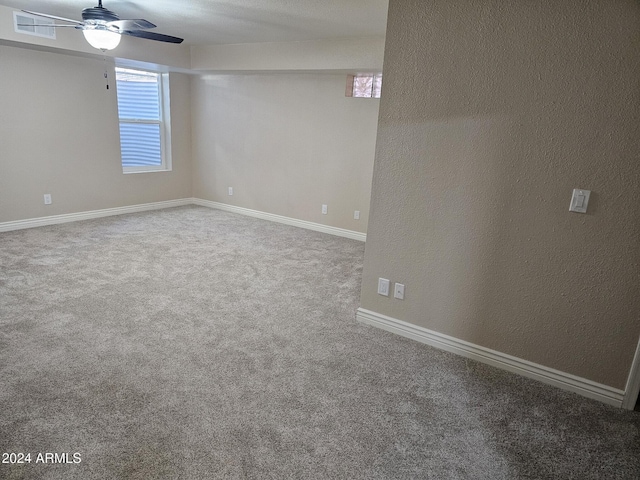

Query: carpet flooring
left=1, top=206, right=639, bottom=479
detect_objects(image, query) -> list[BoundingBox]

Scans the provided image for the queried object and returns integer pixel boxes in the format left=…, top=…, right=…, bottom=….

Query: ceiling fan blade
left=17, top=23, right=79, bottom=28
left=21, top=10, right=83, bottom=25
left=120, top=30, right=184, bottom=44
left=108, top=19, right=156, bottom=31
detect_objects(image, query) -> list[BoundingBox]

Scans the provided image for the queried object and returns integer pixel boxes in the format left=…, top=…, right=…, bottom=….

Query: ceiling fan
left=21, top=0, right=184, bottom=51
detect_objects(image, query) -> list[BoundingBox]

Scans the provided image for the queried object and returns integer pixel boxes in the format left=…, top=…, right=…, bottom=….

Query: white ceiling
left=0, top=0, right=389, bottom=46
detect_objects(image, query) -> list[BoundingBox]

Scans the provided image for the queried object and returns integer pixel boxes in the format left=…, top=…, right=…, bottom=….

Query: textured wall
left=191, top=74, right=378, bottom=233
left=0, top=46, right=192, bottom=223
left=361, top=0, right=640, bottom=389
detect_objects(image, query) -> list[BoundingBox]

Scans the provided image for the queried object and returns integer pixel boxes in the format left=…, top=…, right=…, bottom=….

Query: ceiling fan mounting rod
left=82, top=1, right=119, bottom=23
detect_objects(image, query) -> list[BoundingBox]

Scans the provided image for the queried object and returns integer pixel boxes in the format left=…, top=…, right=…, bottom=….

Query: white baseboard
left=192, top=198, right=366, bottom=242
left=0, top=199, right=192, bottom=232
left=0, top=198, right=366, bottom=242
left=622, top=337, right=640, bottom=410
left=356, top=308, right=625, bottom=408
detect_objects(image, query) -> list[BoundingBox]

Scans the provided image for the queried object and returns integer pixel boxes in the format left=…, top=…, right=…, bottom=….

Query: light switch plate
left=377, top=278, right=390, bottom=296
left=569, top=188, right=590, bottom=214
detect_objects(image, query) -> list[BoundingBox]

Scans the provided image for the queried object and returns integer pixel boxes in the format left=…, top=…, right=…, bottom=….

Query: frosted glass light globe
left=82, top=28, right=121, bottom=50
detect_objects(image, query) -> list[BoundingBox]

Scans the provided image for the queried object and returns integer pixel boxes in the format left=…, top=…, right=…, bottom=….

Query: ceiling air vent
left=13, top=11, right=56, bottom=39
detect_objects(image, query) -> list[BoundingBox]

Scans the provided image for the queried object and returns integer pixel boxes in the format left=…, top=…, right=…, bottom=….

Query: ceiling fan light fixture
left=22, top=2, right=183, bottom=48
left=82, top=27, right=121, bottom=50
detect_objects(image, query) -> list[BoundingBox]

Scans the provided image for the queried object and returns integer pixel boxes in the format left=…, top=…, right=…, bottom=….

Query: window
left=115, top=67, right=172, bottom=173
left=346, top=74, right=382, bottom=98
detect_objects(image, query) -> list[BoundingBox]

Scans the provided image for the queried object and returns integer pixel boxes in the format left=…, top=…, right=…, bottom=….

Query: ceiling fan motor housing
left=82, top=7, right=119, bottom=23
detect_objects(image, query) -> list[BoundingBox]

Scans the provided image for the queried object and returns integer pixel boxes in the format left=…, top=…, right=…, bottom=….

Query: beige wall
left=361, top=0, right=640, bottom=389
left=0, top=45, right=192, bottom=223
left=190, top=37, right=385, bottom=72
left=191, top=74, right=379, bottom=233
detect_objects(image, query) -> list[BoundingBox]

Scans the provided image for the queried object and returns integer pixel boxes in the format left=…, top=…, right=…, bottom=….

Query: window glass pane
left=119, top=123, right=162, bottom=167
left=353, top=75, right=374, bottom=98
left=116, top=68, right=160, bottom=120
left=349, top=74, right=382, bottom=98
left=373, top=74, right=383, bottom=98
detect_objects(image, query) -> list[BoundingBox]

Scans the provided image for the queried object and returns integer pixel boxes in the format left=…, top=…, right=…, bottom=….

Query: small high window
left=346, top=74, right=382, bottom=99
left=115, top=67, right=172, bottom=173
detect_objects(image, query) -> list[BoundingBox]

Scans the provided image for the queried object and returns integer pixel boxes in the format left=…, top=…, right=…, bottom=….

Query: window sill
left=123, top=168, right=171, bottom=175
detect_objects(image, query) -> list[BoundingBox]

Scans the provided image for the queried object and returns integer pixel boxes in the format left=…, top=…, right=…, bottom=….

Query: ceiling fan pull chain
left=103, top=55, right=109, bottom=90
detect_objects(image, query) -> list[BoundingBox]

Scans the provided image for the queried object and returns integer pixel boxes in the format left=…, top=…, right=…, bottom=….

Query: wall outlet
left=322, top=204, right=328, bottom=215
left=377, top=278, right=390, bottom=296
left=228, top=187, right=233, bottom=196
left=394, top=283, right=405, bottom=300
left=43, top=194, right=52, bottom=205
left=354, top=210, right=360, bottom=220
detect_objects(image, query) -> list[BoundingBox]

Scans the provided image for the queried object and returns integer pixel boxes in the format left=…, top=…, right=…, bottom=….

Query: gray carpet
left=1, top=206, right=639, bottom=480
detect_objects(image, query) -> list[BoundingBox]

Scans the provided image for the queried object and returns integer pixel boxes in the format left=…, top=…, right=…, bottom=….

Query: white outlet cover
left=394, top=283, right=405, bottom=300
left=322, top=204, right=328, bottom=214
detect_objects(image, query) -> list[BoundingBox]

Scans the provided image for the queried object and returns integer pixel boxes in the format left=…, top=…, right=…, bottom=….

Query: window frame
left=115, top=66, right=172, bottom=174
left=346, top=73, right=383, bottom=99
